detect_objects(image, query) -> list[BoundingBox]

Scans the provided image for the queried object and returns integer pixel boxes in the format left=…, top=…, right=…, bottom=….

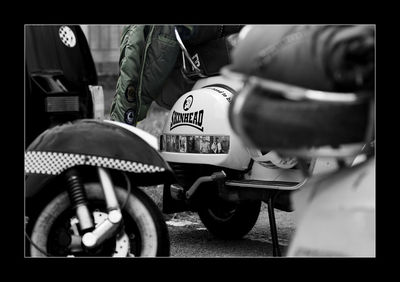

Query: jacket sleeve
left=110, top=25, right=182, bottom=125
left=109, top=25, right=147, bottom=125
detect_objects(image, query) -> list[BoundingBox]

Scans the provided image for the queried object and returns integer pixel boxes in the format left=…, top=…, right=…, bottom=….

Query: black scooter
left=25, top=119, right=175, bottom=257
left=25, top=25, right=175, bottom=257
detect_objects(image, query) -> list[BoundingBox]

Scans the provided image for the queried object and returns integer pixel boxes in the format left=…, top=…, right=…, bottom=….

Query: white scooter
left=159, top=28, right=336, bottom=256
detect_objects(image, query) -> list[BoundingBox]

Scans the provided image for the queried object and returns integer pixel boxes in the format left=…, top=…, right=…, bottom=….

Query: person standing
left=110, top=25, right=243, bottom=126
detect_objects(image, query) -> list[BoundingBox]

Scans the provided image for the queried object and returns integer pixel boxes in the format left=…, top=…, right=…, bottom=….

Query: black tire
left=230, top=85, right=370, bottom=150
left=197, top=198, right=261, bottom=239
left=29, top=183, right=169, bottom=257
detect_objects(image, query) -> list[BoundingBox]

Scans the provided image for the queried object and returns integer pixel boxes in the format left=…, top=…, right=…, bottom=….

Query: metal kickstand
left=267, top=191, right=281, bottom=257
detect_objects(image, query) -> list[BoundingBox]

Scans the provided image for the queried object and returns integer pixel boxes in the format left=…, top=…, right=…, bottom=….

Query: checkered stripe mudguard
left=25, top=151, right=166, bottom=175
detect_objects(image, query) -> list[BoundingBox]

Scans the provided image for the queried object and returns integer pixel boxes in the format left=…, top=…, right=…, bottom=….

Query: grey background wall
left=81, top=25, right=125, bottom=75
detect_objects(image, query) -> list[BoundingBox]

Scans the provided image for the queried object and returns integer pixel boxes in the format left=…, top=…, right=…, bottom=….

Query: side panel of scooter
left=160, top=84, right=251, bottom=171
left=25, top=119, right=176, bottom=197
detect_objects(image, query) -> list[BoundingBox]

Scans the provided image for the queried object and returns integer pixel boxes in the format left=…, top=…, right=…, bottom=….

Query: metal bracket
left=81, top=167, right=123, bottom=249
left=174, top=27, right=206, bottom=79
left=185, top=171, right=226, bottom=199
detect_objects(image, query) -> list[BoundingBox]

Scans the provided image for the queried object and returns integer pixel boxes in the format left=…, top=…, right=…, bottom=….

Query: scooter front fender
left=25, top=119, right=175, bottom=198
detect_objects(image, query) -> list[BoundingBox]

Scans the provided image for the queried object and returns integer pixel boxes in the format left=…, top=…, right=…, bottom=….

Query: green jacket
left=110, top=25, right=182, bottom=125
left=110, top=25, right=243, bottom=126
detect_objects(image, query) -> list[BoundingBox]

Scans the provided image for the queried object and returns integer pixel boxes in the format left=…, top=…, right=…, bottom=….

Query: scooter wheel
left=29, top=183, right=169, bottom=257
left=197, top=199, right=261, bottom=239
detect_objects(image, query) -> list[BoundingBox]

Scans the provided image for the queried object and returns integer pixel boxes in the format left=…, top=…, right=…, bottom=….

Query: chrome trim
left=81, top=168, right=123, bottom=249
left=225, top=179, right=305, bottom=191
left=97, top=167, right=120, bottom=211
left=174, top=27, right=204, bottom=75
left=81, top=211, right=122, bottom=249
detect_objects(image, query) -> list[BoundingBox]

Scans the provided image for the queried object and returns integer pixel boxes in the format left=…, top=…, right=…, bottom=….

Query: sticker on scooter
left=170, top=110, right=204, bottom=132
left=183, top=95, right=193, bottom=111
left=206, top=86, right=233, bottom=103
left=160, top=134, right=230, bottom=154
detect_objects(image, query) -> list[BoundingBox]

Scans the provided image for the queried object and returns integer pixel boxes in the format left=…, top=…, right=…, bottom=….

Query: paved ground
left=165, top=203, right=297, bottom=258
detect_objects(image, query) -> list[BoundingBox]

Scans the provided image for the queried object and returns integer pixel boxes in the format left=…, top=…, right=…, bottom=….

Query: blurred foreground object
left=223, top=25, right=375, bottom=257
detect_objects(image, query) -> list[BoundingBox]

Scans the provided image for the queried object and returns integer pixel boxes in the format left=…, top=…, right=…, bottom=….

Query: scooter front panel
left=160, top=85, right=251, bottom=171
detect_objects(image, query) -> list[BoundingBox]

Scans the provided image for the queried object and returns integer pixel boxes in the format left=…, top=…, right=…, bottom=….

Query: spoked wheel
left=197, top=197, right=261, bottom=239
left=29, top=183, right=169, bottom=257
